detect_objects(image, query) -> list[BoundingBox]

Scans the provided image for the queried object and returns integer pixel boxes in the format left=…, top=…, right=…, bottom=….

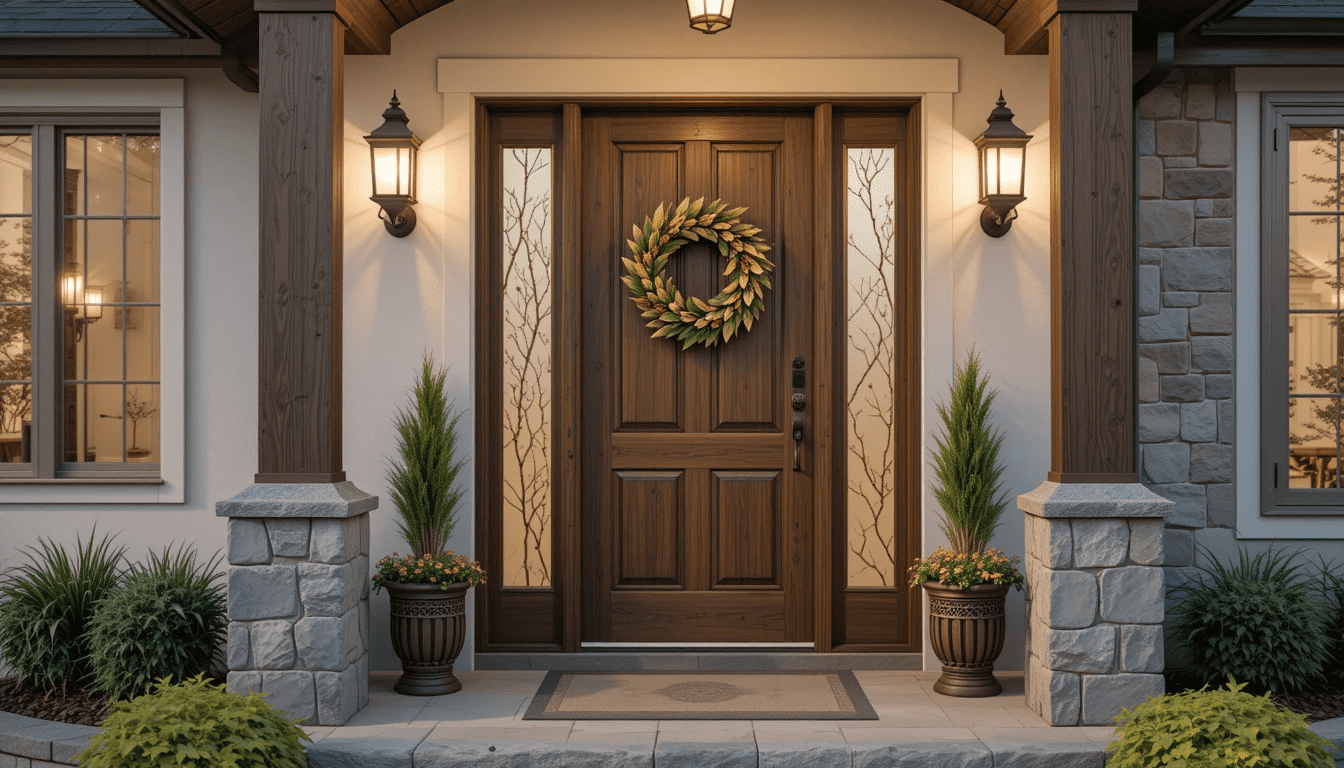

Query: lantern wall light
left=975, top=91, right=1032, bottom=238
left=61, top=264, right=102, bottom=341
left=688, top=0, right=735, bottom=33
left=365, top=91, right=422, bottom=238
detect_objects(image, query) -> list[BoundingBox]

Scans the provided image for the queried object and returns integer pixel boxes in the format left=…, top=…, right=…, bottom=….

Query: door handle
left=791, top=356, right=806, bottom=473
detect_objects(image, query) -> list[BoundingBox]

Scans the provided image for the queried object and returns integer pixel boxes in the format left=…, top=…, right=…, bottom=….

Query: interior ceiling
left=161, top=0, right=1234, bottom=56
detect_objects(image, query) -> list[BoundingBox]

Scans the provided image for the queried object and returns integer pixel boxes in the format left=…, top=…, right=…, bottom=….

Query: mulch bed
left=1271, top=688, right=1344, bottom=724
left=0, top=678, right=111, bottom=727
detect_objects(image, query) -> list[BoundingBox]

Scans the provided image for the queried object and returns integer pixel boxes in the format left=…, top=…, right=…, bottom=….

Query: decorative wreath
left=621, top=197, right=774, bottom=349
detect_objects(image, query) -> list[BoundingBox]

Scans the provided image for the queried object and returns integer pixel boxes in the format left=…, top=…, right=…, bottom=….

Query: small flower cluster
left=372, top=551, right=486, bottom=592
left=908, top=547, right=1023, bottom=590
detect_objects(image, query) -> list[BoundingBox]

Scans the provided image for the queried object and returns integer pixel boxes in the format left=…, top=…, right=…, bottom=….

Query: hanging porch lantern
left=975, top=91, right=1032, bottom=238
left=365, top=91, right=422, bottom=238
left=687, top=0, right=735, bottom=34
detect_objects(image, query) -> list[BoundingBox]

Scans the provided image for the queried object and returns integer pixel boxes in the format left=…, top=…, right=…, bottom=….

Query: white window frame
left=0, top=80, right=184, bottom=504
left=1236, top=67, right=1344, bottom=538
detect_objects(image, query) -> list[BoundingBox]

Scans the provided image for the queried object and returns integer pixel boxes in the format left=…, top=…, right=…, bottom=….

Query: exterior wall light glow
left=975, top=91, right=1032, bottom=238
left=688, top=0, right=735, bottom=33
left=365, top=91, right=422, bottom=238
left=61, top=265, right=102, bottom=341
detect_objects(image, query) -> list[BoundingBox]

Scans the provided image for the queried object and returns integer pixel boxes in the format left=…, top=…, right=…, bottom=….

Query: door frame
left=474, top=97, right=923, bottom=654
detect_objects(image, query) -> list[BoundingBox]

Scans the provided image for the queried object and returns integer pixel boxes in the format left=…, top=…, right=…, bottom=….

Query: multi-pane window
left=0, top=122, right=160, bottom=480
left=1263, top=96, right=1344, bottom=512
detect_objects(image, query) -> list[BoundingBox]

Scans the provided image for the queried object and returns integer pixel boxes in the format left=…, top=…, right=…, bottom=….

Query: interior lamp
left=61, top=265, right=102, bottom=341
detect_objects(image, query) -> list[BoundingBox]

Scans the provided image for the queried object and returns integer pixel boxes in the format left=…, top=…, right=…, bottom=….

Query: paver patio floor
left=299, top=670, right=1119, bottom=767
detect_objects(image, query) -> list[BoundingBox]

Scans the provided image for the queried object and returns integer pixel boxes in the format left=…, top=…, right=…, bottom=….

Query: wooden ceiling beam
left=999, top=0, right=1137, bottom=55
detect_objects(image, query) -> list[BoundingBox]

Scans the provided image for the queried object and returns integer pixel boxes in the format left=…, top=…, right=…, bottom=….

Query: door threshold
left=580, top=642, right=816, bottom=651
left=475, top=650, right=924, bottom=672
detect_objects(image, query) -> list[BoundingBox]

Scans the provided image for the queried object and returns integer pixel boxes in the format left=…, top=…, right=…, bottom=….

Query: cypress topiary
left=387, top=355, right=464, bottom=558
left=930, top=352, right=1008, bottom=555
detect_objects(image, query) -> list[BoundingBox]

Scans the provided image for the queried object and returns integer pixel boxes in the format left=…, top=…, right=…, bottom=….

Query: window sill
left=0, top=478, right=164, bottom=485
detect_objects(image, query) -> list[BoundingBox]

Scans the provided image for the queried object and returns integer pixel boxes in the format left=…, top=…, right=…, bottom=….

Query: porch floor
left=301, top=670, right=1118, bottom=767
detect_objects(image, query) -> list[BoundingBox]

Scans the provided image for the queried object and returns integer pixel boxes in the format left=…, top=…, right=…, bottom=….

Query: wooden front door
left=580, top=112, right=815, bottom=642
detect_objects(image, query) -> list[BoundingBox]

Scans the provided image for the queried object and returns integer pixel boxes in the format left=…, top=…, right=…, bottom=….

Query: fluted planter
left=923, top=581, right=1009, bottom=698
left=385, top=580, right=471, bottom=696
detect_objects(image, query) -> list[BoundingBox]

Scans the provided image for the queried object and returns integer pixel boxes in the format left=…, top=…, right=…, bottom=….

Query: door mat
left=522, top=670, right=878, bottom=720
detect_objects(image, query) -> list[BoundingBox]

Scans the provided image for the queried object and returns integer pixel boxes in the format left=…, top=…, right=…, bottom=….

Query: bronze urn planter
left=923, top=581, right=1009, bottom=698
left=385, top=580, right=471, bottom=696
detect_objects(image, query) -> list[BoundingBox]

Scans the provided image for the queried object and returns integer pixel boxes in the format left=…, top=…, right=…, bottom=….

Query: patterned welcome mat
left=522, top=670, right=878, bottom=720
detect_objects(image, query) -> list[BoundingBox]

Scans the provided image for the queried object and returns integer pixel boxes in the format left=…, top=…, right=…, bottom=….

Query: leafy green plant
left=86, top=544, right=227, bottom=699
left=1169, top=547, right=1329, bottom=694
left=908, top=547, right=1023, bottom=589
left=1108, top=679, right=1334, bottom=768
left=1314, top=556, right=1344, bottom=684
left=372, top=551, right=486, bottom=592
left=0, top=529, right=126, bottom=690
left=76, top=674, right=310, bottom=768
left=930, top=352, right=1007, bottom=555
left=387, top=355, right=466, bottom=559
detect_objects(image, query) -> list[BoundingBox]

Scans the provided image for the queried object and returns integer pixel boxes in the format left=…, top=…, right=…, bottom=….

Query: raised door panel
left=615, top=470, right=682, bottom=587
left=712, top=471, right=780, bottom=588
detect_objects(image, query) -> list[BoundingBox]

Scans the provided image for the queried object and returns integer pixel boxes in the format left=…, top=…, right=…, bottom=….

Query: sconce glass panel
left=845, top=147, right=898, bottom=588
left=372, top=145, right=416, bottom=199
left=500, top=147, right=554, bottom=588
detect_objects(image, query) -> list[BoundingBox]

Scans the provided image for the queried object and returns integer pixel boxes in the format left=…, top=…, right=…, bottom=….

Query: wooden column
left=255, top=8, right=345, bottom=483
left=1047, top=9, right=1137, bottom=483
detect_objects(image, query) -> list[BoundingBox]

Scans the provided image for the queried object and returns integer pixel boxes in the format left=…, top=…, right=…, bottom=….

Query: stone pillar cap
left=216, top=481, right=378, bottom=519
left=1018, top=481, right=1173, bottom=519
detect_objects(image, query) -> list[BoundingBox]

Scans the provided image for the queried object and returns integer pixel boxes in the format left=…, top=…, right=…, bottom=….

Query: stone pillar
left=217, top=483, right=376, bottom=726
left=1019, top=482, right=1173, bottom=726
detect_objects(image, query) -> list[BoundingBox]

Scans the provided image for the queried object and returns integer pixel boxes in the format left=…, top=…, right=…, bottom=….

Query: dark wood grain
left=712, top=471, right=779, bottom=586
left=616, top=471, right=682, bottom=585
left=1047, top=12, right=1137, bottom=482
left=610, top=433, right=785, bottom=469
left=609, top=592, right=787, bottom=642
left=813, top=104, right=835, bottom=653
left=558, top=104, right=582, bottom=652
left=255, top=11, right=345, bottom=483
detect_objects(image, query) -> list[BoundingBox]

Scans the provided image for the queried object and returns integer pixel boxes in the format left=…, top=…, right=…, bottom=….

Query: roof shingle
left=0, top=0, right=179, bottom=37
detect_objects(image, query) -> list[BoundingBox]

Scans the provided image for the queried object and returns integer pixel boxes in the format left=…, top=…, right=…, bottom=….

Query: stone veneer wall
left=1136, top=68, right=1237, bottom=566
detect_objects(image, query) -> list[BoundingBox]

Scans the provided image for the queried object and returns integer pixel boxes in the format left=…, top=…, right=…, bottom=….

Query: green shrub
left=87, top=545, right=227, bottom=699
left=1108, top=679, right=1334, bottom=768
left=76, top=674, right=310, bottom=768
left=0, top=529, right=126, bottom=690
left=1168, top=547, right=1328, bottom=693
left=1316, top=557, right=1344, bottom=683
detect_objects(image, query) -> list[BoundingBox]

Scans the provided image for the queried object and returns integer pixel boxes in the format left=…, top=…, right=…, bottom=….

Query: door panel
left=616, top=470, right=682, bottom=586
left=712, top=470, right=780, bottom=587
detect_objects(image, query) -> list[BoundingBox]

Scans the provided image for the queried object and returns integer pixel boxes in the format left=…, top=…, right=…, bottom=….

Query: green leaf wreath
left=621, top=196, right=774, bottom=349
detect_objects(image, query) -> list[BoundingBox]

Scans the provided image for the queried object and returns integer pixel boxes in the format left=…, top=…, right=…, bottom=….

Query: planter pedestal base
left=923, top=581, right=1009, bottom=699
left=386, top=580, right=471, bottom=697
left=933, top=665, right=1002, bottom=698
left=395, top=664, right=462, bottom=696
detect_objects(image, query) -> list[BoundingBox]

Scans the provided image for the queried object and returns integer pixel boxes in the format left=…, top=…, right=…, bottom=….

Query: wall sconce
left=975, top=91, right=1032, bottom=238
left=60, top=265, right=102, bottom=341
left=687, top=0, right=734, bottom=33
left=364, top=91, right=421, bottom=238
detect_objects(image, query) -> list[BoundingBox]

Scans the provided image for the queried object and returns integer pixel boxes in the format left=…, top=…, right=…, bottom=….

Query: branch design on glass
left=846, top=148, right=897, bottom=586
left=501, top=148, right=553, bottom=587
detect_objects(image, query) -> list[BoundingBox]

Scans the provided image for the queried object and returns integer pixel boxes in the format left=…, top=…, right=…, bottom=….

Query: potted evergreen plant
left=909, top=353, right=1023, bottom=698
left=374, top=356, right=484, bottom=696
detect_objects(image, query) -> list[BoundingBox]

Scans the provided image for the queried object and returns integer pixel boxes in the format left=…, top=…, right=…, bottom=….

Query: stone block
left=1099, top=567, right=1165, bottom=624
left=1025, top=515, right=1069, bottom=572
left=1149, top=483, right=1206, bottom=528
left=1156, top=121, right=1197, bottom=156
left=1038, top=625, right=1116, bottom=674
left=1212, top=199, right=1234, bottom=217
left=654, top=739, right=758, bottom=768
left=355, top=554, right=369, bottom=601
left=260, top=670, right=316, bottom=724
left=1140, top=358, right=1159, bottom=404
left=265, top=519, right=310, bottom=558
left=228, top=565, right=298, bottom=621
left=1072, top=519, right=1129, bottom=568
left=1192, top=292, right=1233, bottom=331
left=1139, top=156, right=1163, bottom=199
left=1206, top=483, right=1235, bottom=528
left=1120, top=625, right=1165, bottom=674
left=1138, top=402, right=1181, bottom=443
left=1017, top=482, right=1174, bottom=519
left=1216, top=79, right=1235, bottom=121
left=1034, top=568, right=1098, bottom=630
left=1195, top=198, right=1216, bottom=217
left=1081, top=674, right=1165, bottom=726
left=1181, top=400, right=1217, bottom=443
left=1128, top=519, right=1165, bottom=565
left=1139, top=200, right=1194, bottom=247
left=359, top=598, right=369, bottom=651
left=227, top=622, right=250, bottom=670
left=1198, top=121, right=1232, bottom=165
left=310, top=517, right=357, bottom=564
left=1165, top=528, right=1195, bottom=567
left=1205, top=374, right=1233, bottom=399
left=227, top=670, right=261, bottom=696
left=1165, top=168, right=1234, bottom=199
left=1028, top=655, right=1081, bottom=726
left=1140, top=343, right=1189, bottom=375
left=1218, top=399, right=1235, bottom=444
left=298, top=561, right=357, bottom=617
left=1139, top=308, right=1189, bottom=343
left=1161, top=374, right=1205, bottom=403
left=356, top=653, right=369, bottom=710
left=1165, top=157, right=1197, bottom=169
left=1138, top=119, right=1155, bottom=155
left=228, top=519, right=271, bottom=566
left=1164, top=291, right=1201, bottom=308
left=1191, top=336, right=1233, bottom=373
left=294, top=616, right=346, bottom=671
left=1143, top=443, right=1189, bottom=484
left=1140, top=86, right=1182, bottom=120
left=315, top=665, right=359, bottom=726
left=1195, top=217, right=1233, bottom=246
left=758, top=739, right=850, bottom=768
left=1163, top=248, right=1232, bottom=291
left=1139, top=264, right=1161, bottom=316
left=1140, top=247, right=1163, bottom=264
left=342, top=606, right=361, bottom=664
left=1190, top=444, right=1233, bottom=483
left=250, top=619, right=296, bottom=670
left=1185, top=83, right=1216, bottom=120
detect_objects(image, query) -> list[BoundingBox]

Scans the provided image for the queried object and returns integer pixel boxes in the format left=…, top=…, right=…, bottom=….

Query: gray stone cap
left=1018, top=481, right=1174, bottom=519
left=0, top=709, right=97, bottom=764
left=216, top=481, right=379, bottom=519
